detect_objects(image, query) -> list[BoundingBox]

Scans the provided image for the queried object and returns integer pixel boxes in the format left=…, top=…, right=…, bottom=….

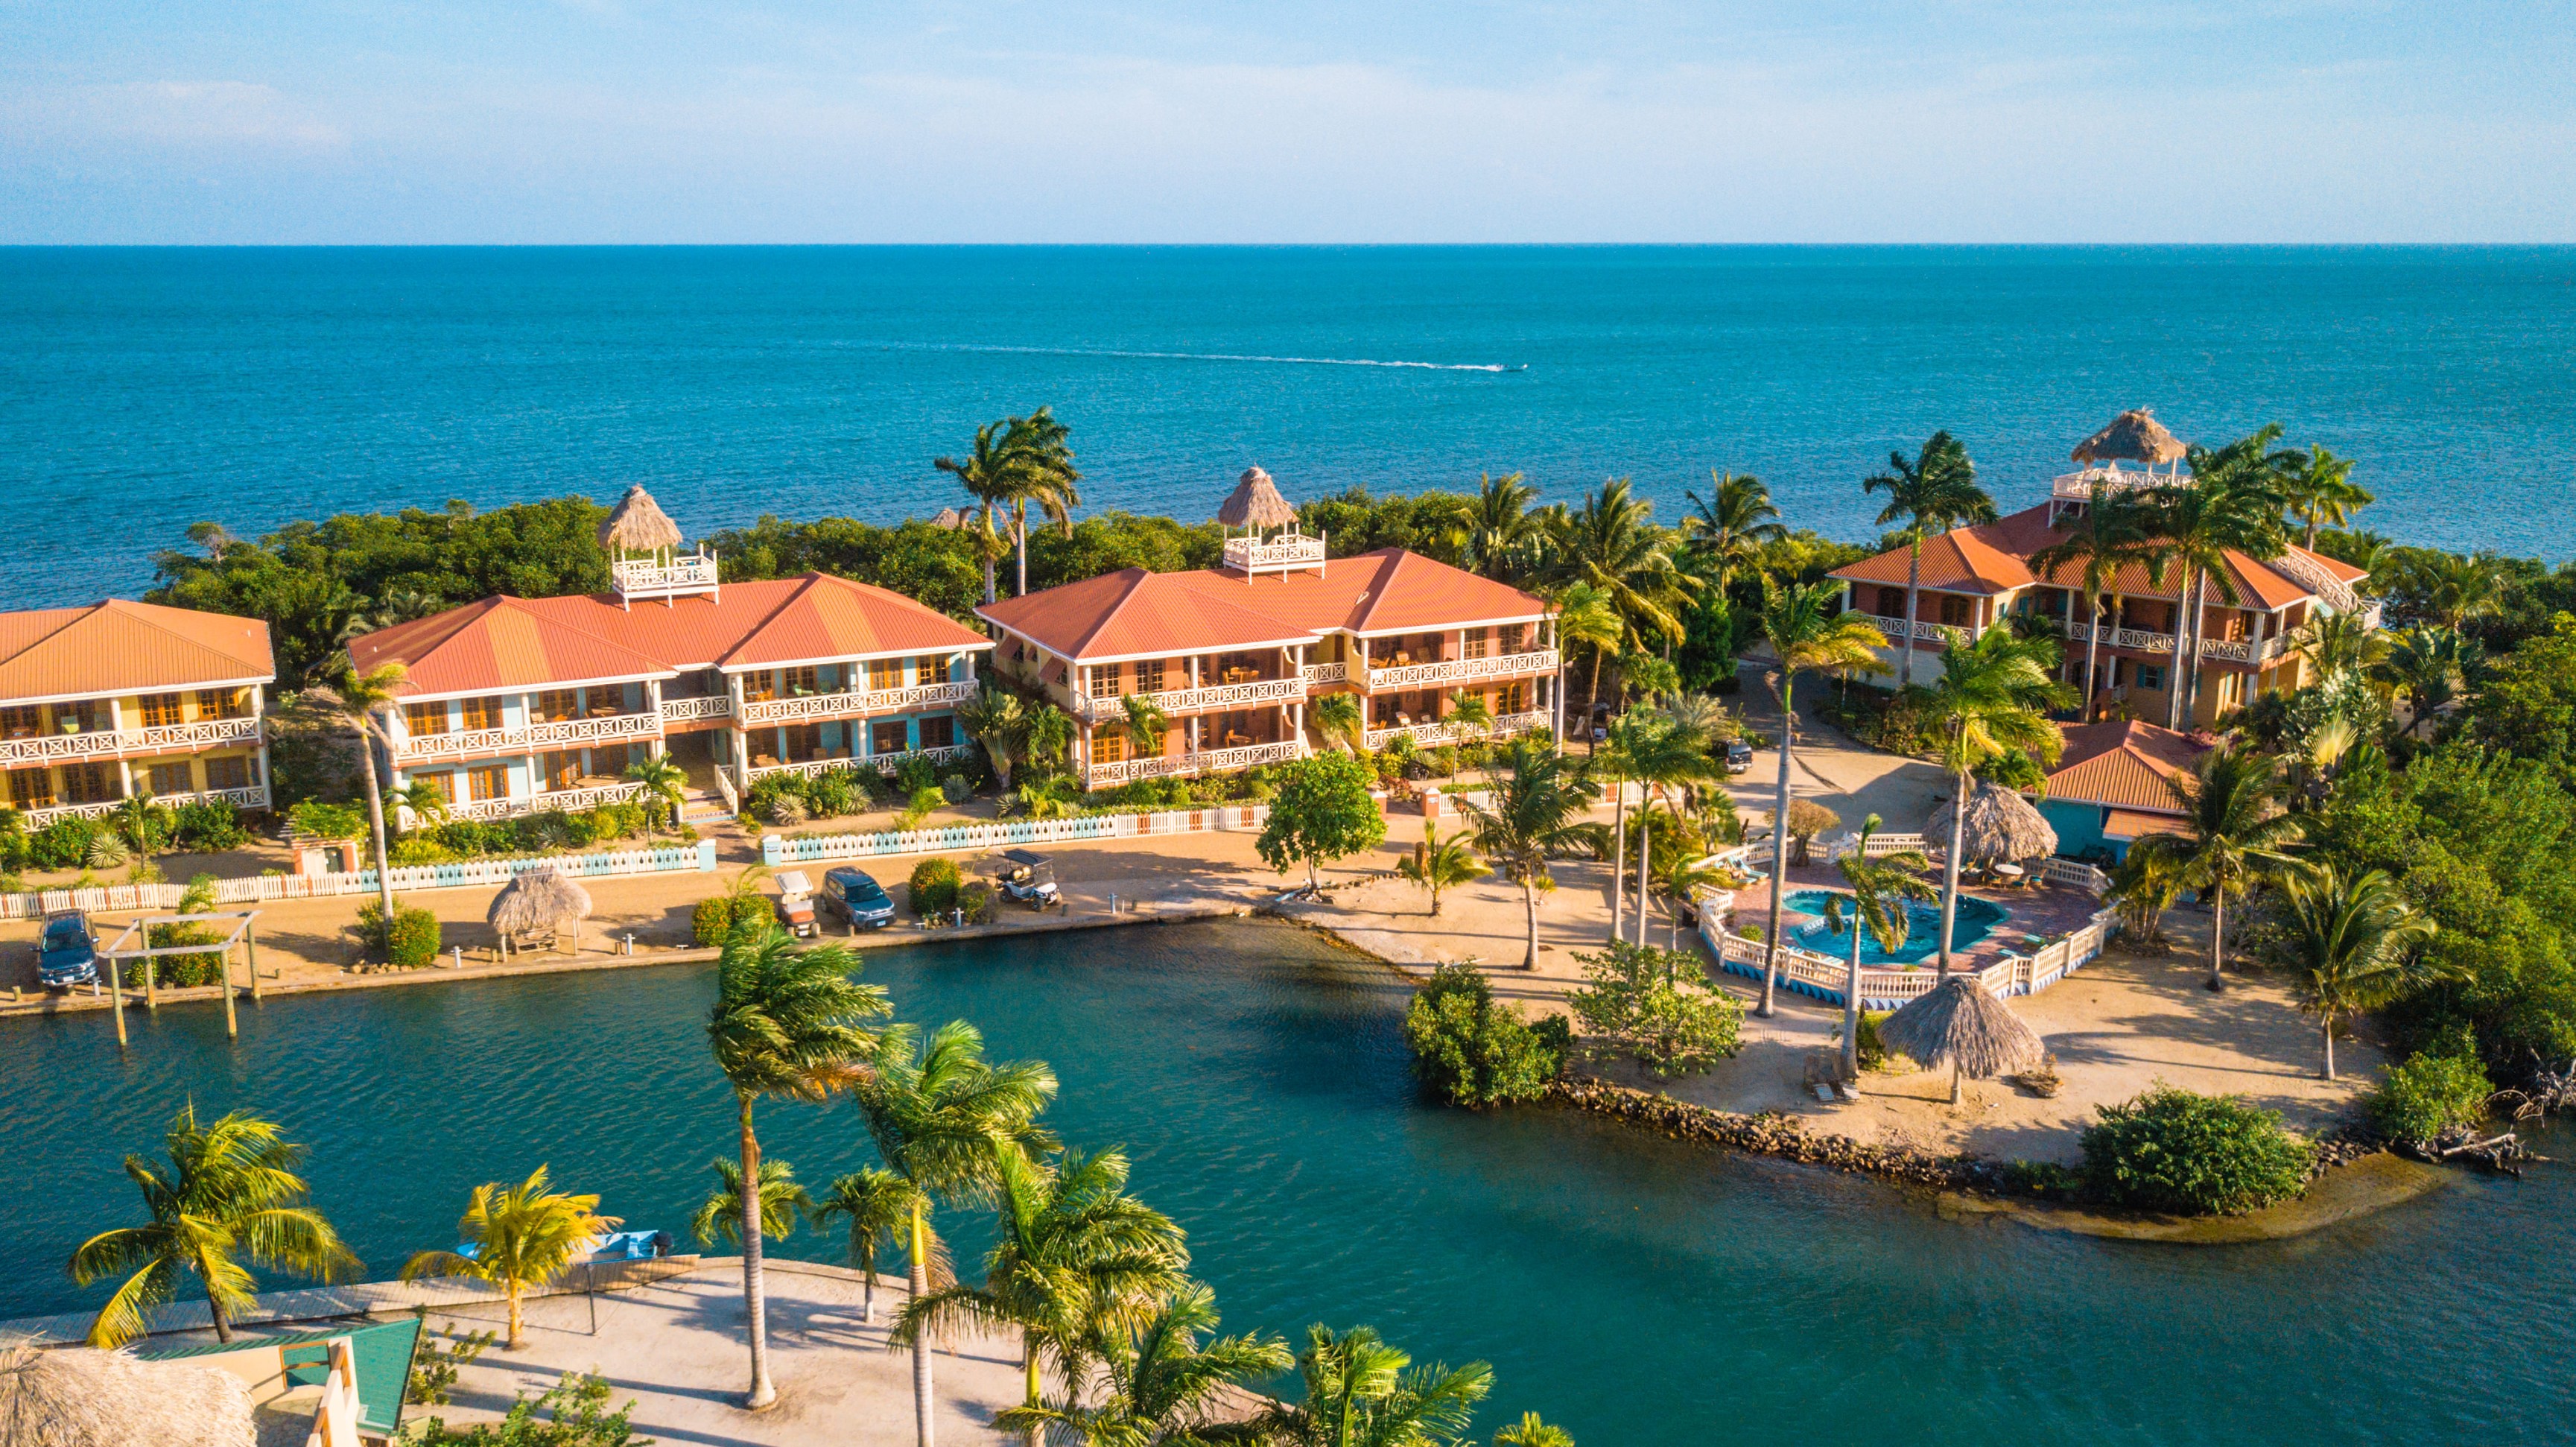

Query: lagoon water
left=4, top=245, right=2575, bottom=612
left=3, top=919, right=2569, bottom=1444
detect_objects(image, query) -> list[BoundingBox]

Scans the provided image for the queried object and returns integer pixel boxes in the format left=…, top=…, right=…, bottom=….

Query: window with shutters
left=405, top=703, right=449, bottom=737
left=1464, top=628, right=1489, bottom=659
left=1134, top=659, right=1166, bottom=694
left=467, top=765, right=509, bottom=802
left=460, top=697, right=504, bottom=732
left=63, top=762, right=118, bottom=805
left=919, top=716, right=955, bottom=750
left=1088, top=665, right=1119, bottom=700
left=871, top=658, right=904, bottom=693
left=139, top=693, right=185, bottom=728
left=197, top=688, right=250, bottom=720
left=146, top=762, right=193, bottom=796
left=8, top=767, right=54, bottom=808
left=1498, top=683, right=1527, bottom=715
left=542, top=751, right=583, bottom=791
left=916, top=654, right=950, bottom=684
left=1093, top=730, right=1126, bottom=763
left=203, top=755, right=254, bottom=791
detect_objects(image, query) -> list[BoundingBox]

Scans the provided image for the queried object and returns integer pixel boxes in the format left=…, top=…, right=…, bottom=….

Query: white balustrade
left=1861, top=614, right=1985, bottom=647
left=1082, top=738, right=1306, bottom=788
left=395, top=709, right=662, bottom=762
left=738, top=679, right=977, bottom=726
left=1363, top=649, right=1559, bottom=690
left=612, top=551, right=720, bottom=601
left=659, top=694, right=735, bottom=724
left=1222, top=533, right=1327, bottom=574
left=1075, top=676, right=1305, bottom=723
left=1301, top=660, right=1351, bottom=685
left=16, top=785, right=269, bottom=829
left=1362, top=710, right=1549, bottom=751
left=743, top=745, right=975, bottom=787
left=0, top=714, right=260, bottom=766
left=2050, top=463, right=2189, bottom=501
left=440, top=782, right=648, bottom=821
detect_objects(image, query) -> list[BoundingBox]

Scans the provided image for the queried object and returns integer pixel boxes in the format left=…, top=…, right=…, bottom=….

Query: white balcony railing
left=18, top=785, right=271, bottom=829
left=438, top=781, right=648, bottom=823
left=0, top=715, right=260, bottom=767
left=738, top=679, right=977, bottom=726
left=1301, top=660, right=1351, bottom=685
left=394, top=710, right=662, bottom=762
left=1084, top=739, right=1307, bottom=788
left=612, top=550, right=720, bottom=602
left=2261, top=548, right=2365, bottom=614
left=1861, top=614, right=1988, bottom=648
left=1362, top=710, right=1550, bottom=750
left=2060, top=620, right=2289, bottom=663
left=1363, top=649, right=1558, bottom=691
left=1222, top=533, right=1327, bottom=576
left=2050, top=463, right=2189, bottom=501
left=1074, top=676, right=1304, bottom=724
left=659, top=694, right=735, bottom=724
left=741, top=745, right=976, bottom=788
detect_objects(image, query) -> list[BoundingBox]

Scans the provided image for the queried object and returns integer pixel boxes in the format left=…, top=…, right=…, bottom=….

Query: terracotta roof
left=1832, top=502, right=2334, bottom=611
left=977, top=549, right=1550, bottom=662
left=2297, top=548, right=2370, bottom=585
left=2103, top=808, right=2189, bottom=840
left=0, top=600, right=273, bottom=703
left=349, top=575, right=990, bottom=699
left=2041, top=720, right=2209, bottom=813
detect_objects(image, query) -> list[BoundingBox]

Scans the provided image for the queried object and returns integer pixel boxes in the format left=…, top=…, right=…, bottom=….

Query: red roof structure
left=2043, top=720, right=2209, bottom=813
left=1830, top=502, right=2353, bottom=609
left=0, top=600, right=273, bottom=701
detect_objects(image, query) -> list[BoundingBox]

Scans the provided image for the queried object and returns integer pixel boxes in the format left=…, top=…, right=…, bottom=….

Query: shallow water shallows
left=1, top=918, right=2569, bottom=1443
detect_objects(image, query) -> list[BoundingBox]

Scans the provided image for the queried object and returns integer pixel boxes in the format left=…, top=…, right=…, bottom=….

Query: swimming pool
left=1782, top=888, right=2009, bottom=966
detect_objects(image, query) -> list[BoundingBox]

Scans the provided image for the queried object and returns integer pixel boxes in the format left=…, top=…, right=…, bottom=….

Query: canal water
left=1, top=918, right=2567, bottom=1443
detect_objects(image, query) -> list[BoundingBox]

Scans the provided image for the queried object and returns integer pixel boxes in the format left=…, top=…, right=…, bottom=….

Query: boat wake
left=860, top=341, right=1525, bottom=373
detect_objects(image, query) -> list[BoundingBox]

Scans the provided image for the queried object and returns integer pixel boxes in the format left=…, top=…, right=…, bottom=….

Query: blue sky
left=4, top=1, right=2572, bottom=243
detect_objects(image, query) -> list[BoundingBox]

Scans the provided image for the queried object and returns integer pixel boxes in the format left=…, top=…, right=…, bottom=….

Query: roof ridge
left=714, top=572, right=837, bottom=668
left=0, top=601, right=104, bottom=671
left=1063, top=569, right=1156, bottom=658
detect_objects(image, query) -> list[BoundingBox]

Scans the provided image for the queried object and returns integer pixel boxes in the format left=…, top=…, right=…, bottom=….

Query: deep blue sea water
left=4, top=245, right=2573, bottom=612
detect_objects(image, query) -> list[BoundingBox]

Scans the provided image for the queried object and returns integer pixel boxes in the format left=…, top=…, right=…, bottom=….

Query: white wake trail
left=861, top=341, right=1524, bottom=373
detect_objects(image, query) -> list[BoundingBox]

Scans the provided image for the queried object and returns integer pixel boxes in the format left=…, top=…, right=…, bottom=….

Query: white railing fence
left=1362, top=710, right=1549, bottom=751
left=1222, top=533, right=1327, bottom=574
left=765, top=804, right=1273, bottom=867
left=1082, top=739, right=1304, bottom=788
left=0, top=841, right=718, bottom=920
left=395, top=710, right=661, bottom=762
left=741, top=745, right=975, bottom=790
left=659, top=694, right=735, bottom=724
left=0, top=715, right=261, bottom=767
left=738, top=678, right=977, bottom=726
left=1700, top=896, right=2119, bottom=1010
left=1075, top=676, right=1304, bottom=724
left=15, top=785, right=270, bottom=830
left=1362, top=650, right=1559, bottom=691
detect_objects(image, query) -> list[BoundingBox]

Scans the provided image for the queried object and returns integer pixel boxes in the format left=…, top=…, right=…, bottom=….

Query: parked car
left=773, top=870, right=819, bottom=938
left=822, top=868, right=896, bottom=929
left=1723, top=740, right=1756, bottom=774
left=38, top=909, right=97, bottom=990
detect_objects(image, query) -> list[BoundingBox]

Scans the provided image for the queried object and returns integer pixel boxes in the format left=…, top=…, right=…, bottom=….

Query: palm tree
left=1444, top=691, right=1495, bottom=782
left=1255, top=1324, right=1494, bottom=1447
left=1398, top=821, right=1489, bottom=916
left=1457, top=739, right=1605, bottom=969
left=1827, top=814, right=1936, bottom=1078
left=2143, top=429, right=2289, bottom=728
left=854, top=1020, right=1059, bottom=1447
left=624, top=751, right=688, bottom=834
left=2408, top=549, right=2508, bottom=630
left=401, top=1166, right=618, bottom=1350
left=1753, top=577, right=1890, bottom=1016
left=1921, top=627, right=2074, bottom=981
left=989, top=408, right=1085, bottom=597
left=705, top=917, right=890, bottom=1410
left=1619, top=713, right=1715, bottom=946
left=2373, top=625, right=2475, bottom=738
left=1544, top=479, right=1695, bottom=659
left=996, top=1279, right=1292, bottom=1447
left=1026, top=704, right=1076, bottom=778
left=2129, top=744, right=2305, bottom=991
left=2291, top=611, right=2392, bottom=680
left=1681, top=470, right=1787, bottom=602
left=2269, top=864, right=2435, bottom=1079
left=810, top=1167, right=930, bottom=1325
left=899, top=1143, right=1187, bottom=1428
left=1122, top=694, right=1173, bottom=762
left=1652, top=849, right=1730, bottom=953
left=71, top=1105, right=359, bottom=1346
left=1466, top=472, right=1544, bottom=581
left=2276, top=444, right=2371, bottom=551
left=1863, top=431, right=1993, bottom=688
left=294, top=662, right=410, bottom=924
left=959, top=685, right=1030, bottom=791
left=392, top=776, right=451, bottom=832
left=1549, top=581, right=1624, bottom=738
left=934, top=418, right=1028, bottom=606
left=2028, top=487, right=2154, bottom=718
left=1494, top=1413, right=1577, bottom=1447
left=1590, top=712, right=1649, bottom=945
left=1311, top=691, right=1367, bottom=756
left=691, top=1156, right=813, bottom=1250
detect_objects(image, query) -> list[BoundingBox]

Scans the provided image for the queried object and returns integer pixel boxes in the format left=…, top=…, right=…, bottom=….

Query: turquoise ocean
left=3, top=245, right=2573, bottom=611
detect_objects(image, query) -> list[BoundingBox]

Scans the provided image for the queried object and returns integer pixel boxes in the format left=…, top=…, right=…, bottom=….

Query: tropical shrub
left=390, top=836, right=459, bottom=866
left=957, top=880, right=998, bottom=925
left=403, top=1371, right=643, bottom=1446
left=1257, top=753, right=1387, bottom=890
left=288, top=800, right=366, bottom=840
left=359, top=900, right=443, bottom=968
left=2367, top=1041, right=2493, bottom=1144
left=692, top=894, right=745, bottom=946
left=805, top=769, right=860, bottom=818
left=894, top=753, right=941, bottom=796
left=1565, top=941, right=1744, bottom=1077
left=28, top=816, right=98, bottom=870
left=171, top=800, right=251, bottom=852
left=2079, top=1086, right=2314, bottom=1216
left=1402, top=962, right=1568, bottom=1107
left=939, top=773, right=972, bottom=804
left=907, top=856, right=962, bottom=917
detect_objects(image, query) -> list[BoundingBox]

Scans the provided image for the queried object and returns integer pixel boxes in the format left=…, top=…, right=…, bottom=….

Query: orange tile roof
left=349, top=574, right=990, bottom=699
left=2103, top=808, right=2189, bottom=841
left=1831, top=502, right=2338, bottom=611
left=977, top=548, right=1550, bottom=662
left=2043, top=720, right=2209, bottom=812
left=0, top=600, right=273, bottom=702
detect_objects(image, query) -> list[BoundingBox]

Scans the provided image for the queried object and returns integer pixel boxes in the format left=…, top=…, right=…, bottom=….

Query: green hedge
left=2368, top=1046, right=2492, bottom=1144
left=2079, top=1086, right=2314, bottom=1217
left=358, top=900, right=442, bottom=969
left=908, top=857, right=962, bottom=917
left=1403, top=962, right=1570, bottom=1108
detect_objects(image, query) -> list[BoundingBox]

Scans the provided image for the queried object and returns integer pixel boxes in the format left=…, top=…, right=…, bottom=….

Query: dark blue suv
left=822, top=868, right=895, bottom=929
left=39, top=910, right=98, bottom=990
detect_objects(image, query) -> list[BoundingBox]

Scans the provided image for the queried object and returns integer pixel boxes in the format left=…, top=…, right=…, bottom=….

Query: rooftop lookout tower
left=600, top=484, right=720, bottom=608
left=1216, top=466, right=1327, bottom=580
left=2049, top=408, right=2193, bottom=525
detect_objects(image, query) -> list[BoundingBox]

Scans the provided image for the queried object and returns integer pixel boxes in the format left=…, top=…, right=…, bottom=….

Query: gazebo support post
left=247, top=925, right=262, bottom=1003
left=222, top=943, right=239, bottom=1039
left=109, top=957, right=127, bottom=1049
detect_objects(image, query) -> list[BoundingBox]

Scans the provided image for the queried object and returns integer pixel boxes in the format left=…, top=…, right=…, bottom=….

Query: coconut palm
left=1457, top=739, right=1606, bottom=969
left=2373, top=625, right=2475, bottom=738
left=690, top=1157, right=813, bottom=1250
left=810, top=1167, right=932, bottom=1326
left=1255, top=1324, right=1494, bottom=1447
left=2275, top=444, right=2372, bottom=551
left=1122, top=694, right=1173, bottom=761
left=1543, top=479, right=1695, bottom=659
left=1652, top=849, right=1730, bottom=954
left=996, top=1279, right=1292, bottom=1447
left=959, top=685, right=1030, bottom=790
left=2028, top=487, right=2155, bottom=718
left=624, top=751, right=688, bottom=834
left=1863, top=431, right=1993, bottom=688
left=1494, top=1414, right=1577, bottom=1447
left=1398, top=821, right=1490, bottom=916
left=2268, top=864, right=2436, bottom=1079
left=991, top=408, right=1084, bottom=597
left=1466, top=472, right=1545, bottom=581
left=1827, top=814, right=1937, bottom=1078
left=705, top=918, right=890, bottom=1410
left=293, top=662, right=410, bottom=924
left=1444, top=692, right=1496, bottom=782
left=71, top=1106, right=359, bottom=1347
left=1311, top=691, right=1367, bottom=756
left=2141, top=428, right=2289, bottom=727
left=935, top=417, right=1032, bottom=606
left=1590, top=713, right=1648, bottom=945
left=899, top=1143, right=1187, bottom=1427
left=1550, top=581, right=1625, bottom=735
left=2129, top=744, right=2305, bottom=991
left=1753, top=577, right=1890, bottom=1016
left=400, top=1166, right=618, bottom=1351
left=1026, top=704, right=1076, bottom=778
left=854, top=1020, right=1059, bottom=1447
left=2290, top=610, right=2392, bottom=680
left=1619, top=714, right=1715, bottom=946
left=1920, top=627, right=2074, bottom=981
left=1681, top=471, right=1788, bottom=602
left=392, top=776, right=452, bottom=832
left=2407, top=549, right=2508, bottom=630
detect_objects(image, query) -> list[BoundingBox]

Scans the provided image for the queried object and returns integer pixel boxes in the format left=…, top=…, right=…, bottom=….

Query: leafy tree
left=1026, top=512, right=1226, bottom=590
left=2405, top=548, right=2510, bottom=630
left=1920, top=626, right=2073, bottom=979
left=2079, top=1086, right=2313, bottom=1217
left=2259, top=864, right=2437, bottom=1079
left=1397, top=821, right=1490, bottom=916
left=70, top=1105, right=359, bottom=1346
left=711, top=515, right=986, bottom=618
left=1825, top=814, right=1937, bottom=1078
left=404, top=1372, right=645, bottom=1446
left=2373, top=625, right=2476, bottom=740
left=1402, top=961, right=1570, bottom=1107
left=810, top=1167, right=933, bottom=1326
left=402, top=1167, right=620, bottom=1350
left=1567, top=940, right=1744, bottom=1077
left=1258, top=753, right=1388, bottom=893
left=705, top=917, right=889, bottom=1408
left=1863, top=431, right=1993, bottom=689
left=1254, top=1324, right=1494, bottom=1447
left=1457, top=740, right=1605, bottom=969
left=690, top=1157, right=813, bottom=1250
left=996, top=1279, right=1292, bottom=1447
left=2367, top=1033, right=2493, bottom=1144
left=1298, top=485, right=1479, bottom=569
left=1752, top=577, right=1887, bottom=1016
left=2130, top=744, right=2304, bottom=991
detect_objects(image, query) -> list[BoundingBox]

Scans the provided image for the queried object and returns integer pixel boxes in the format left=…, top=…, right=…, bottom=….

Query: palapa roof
left=1831, top=502, right=2342, bottom=612
left=2044, top=720, right=2207, bottom=813
left=1879, top=976, right=2046, bottom=1079
left=0, top=1345, right=256, bottom=1447
left=0, top=601, right=273, bottom=704
left=1926, top=782, right=2059, bottom=864
left=2072, top=408, right=2187, bottom=464
left=977, top=548, right=1551, bottom=663
left=489, top=864, right=592, bottom=933
left=349, top=574, right=992, bottom=699
left=1216, top=466, right=1301, bottom=530
left=598, top=484, right=686, bottom=553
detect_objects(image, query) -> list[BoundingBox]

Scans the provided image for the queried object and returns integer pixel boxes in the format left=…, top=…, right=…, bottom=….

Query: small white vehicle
left=988, top=849, right=1062, bottom=910
left=774, top=870, right=819, bottom=938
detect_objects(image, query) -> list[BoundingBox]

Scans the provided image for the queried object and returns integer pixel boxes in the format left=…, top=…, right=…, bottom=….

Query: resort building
left=1830, top=411, right=2379, bottom=728
left=347, top=488, right=992, bottom=820
left=2031, top=719, right=2209, bottom=863
left=977, top=469, right=1561, bottom=788
left=0, top=600, right=275, bottom=827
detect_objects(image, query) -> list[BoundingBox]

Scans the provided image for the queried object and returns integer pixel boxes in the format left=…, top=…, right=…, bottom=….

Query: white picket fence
left=1703, top=902, right=2121, bottom=1010
left=0, top=841, right=718, bottom=919
left=765, top=805, right=1272, bottom=866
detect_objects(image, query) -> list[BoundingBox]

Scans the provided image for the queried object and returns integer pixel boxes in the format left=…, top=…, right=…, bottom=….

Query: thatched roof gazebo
left=489, top=864, right=594, bottom=956
left=1880, top=975, right=2047, bottom=1103
left=1925, top=782, right=2058, bottom=868
left=599, top=484, right=685, bottom=557
left=0, top=1346, right=257, bottom=1447
left=1216, top=466, right=1300, bottom=534
left=929, top=507, right=968, bottom=530
left=2072, top=408, right=2187, bottom=467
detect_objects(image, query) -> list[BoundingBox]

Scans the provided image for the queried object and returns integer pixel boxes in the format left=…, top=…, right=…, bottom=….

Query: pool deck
left=1732, top=862, right=2107, bottom=973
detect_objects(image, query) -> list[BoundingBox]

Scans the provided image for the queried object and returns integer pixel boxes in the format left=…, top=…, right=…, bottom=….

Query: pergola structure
left=94, top=909, right=262, bottom=1047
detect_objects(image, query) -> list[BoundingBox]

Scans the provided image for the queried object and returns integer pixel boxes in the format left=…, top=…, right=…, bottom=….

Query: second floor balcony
left=0, top=713, right=261, bottom=767
left=1075, top=674, right=1305, bottom=724
left=1361, top=648, right=1558, bottom=691
left=737, top=677, right=978, bottom=726
left=393, top=707, right=662, bottom=762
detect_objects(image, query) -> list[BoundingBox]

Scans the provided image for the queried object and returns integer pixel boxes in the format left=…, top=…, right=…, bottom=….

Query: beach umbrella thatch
left=1925, top=782, right=2058, bottom=866
left=1216, top=466, right=1300, bottom=531
left=489, top=864, right=593, bottom=949
left=598, top=484, right=685, bottom=554
left=0, top=1346, right=257, bottom=1447
left=2071, top=408, right=2186, bottom=466
left=929, top=506, right=968, bottom=530
left=1879, top=975, right=2047, bottom=1103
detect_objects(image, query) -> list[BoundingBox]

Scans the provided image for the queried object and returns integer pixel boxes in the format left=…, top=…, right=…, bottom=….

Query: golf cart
left=986, top=849, right=1062, bottom=910
left=773, top=870, right=819, bottom=938
left=822, top=867, right=896, bottom=929
left=38, top=908, right=97, bottom=990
